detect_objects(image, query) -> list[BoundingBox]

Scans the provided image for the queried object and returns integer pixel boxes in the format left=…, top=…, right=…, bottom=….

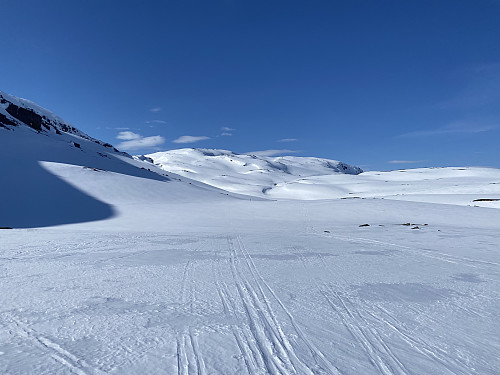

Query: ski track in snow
left=319, top=286, right=409, bottom=375
left=176, top=260, right=208, bottom=375
left=176, top=331, right=207, bottom=375
left=227, top=236, right=320, bottom=375
left=177, top=234, right=345, bottom=375
left=1, top=230, right=498, bottom=374
left=295, top=248, right=407, bottom=375
left=318, top=232, right=500, bottom=274
left=3, top=313, right=101, bottom=375
left=294, top=235, right=497, bottom=375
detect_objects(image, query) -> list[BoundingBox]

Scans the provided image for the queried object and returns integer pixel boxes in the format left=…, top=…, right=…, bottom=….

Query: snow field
left=1, top=194, right=500, bottom=374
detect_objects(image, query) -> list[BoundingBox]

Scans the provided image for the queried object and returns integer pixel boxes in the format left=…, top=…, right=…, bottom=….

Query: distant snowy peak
left=0, top=90, right=126, bottom=155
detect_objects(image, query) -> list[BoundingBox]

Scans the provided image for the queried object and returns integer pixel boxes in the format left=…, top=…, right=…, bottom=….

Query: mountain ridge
left=0, top=90, right=127, bottom=155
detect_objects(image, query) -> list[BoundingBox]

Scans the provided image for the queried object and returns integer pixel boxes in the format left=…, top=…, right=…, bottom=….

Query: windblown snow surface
left=1, top=93, right=500, bottom=374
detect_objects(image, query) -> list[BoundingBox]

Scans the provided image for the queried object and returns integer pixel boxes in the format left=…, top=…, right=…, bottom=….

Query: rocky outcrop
left=0, top=90, right=130, bottom=157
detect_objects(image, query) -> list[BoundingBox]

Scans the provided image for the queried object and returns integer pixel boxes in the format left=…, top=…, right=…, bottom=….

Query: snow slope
left=0, top=91, right=248, bottom=228
left=266, top=167, right=500, bottom=208
left=145, top=149, right=500, bottom=208
left=145, top=148, right=362, bottom=197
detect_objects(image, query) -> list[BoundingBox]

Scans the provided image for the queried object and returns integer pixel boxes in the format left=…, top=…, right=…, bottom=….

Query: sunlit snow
left=1, top=91, right=499, bottom=374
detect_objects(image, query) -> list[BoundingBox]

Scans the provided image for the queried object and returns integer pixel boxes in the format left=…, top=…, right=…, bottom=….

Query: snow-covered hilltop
left=145, top=148, right=363, bottom=196
left=143, top=148, right=500, bottom=206
left=0, top=90, right=126, bottom=154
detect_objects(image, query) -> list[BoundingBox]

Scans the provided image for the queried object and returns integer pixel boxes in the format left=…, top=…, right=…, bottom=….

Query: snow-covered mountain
left=0, top=90, right=126, bottom=154
left=145, top=148, right=363, bottom=197
left=0, top=91, right=245, bottom=228
left=144, top=148, right=500, bottom=206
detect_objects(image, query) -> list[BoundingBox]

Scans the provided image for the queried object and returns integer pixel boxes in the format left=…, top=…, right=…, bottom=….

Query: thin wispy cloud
left=146, top=120, right=167, bottom=124
left=247, top=149, right=299, bottom=157
left=173, top=135, right=210, bottom=144
left=277, top=138, right=297, bottom=143
left=388, top=160, right=426, bottom=164
left=150, top=107, right=162, bottom=113
left=115, top=127, right=130, bottom=130
left=441, top=63, right=500, bottom=109
left=116, top=131, right=165, bottom=150
left=218, top=126, right=235, bottom=137
left=398, top=122, right=498, bottom=138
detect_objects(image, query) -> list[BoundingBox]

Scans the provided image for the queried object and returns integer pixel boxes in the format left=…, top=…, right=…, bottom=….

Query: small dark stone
left=0, top=226, right=13, bottom=229
left=359, top=224, right=370, bottom=227
left=411, top=226, right=420, bottom=230
left=73, top=142, right=81, bottom=149
left=324, top=230, right=330, bottom=233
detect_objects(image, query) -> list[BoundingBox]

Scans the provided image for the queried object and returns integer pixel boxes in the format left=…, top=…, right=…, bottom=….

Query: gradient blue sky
left=2, top=0, right=499, bottom=170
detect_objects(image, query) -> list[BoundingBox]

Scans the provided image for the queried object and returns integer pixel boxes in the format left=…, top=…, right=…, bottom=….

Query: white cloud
left=277, top=138, right=298, bottom=142
left=173, top=135, right=210, bottom=144
left=221, top=126, right=235, bottom=131
left=150, top=107, right=162, bottom=112
left=115, top=127, right=130, bottom=130
left=398, top=122, right=498, bottom=138
left=117, top=131, right=141, bottom=140
left=220, top=132, right=232, bottom=136
left=388, top=160, right=426, bottom=164
left=116, top=131, right=165, bottom=150
left=118, top=136, right=165, bottom=151
left=247, top=149, right=298, bottom=157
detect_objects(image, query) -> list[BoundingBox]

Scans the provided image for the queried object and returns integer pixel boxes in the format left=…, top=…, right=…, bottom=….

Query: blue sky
left=1, top=0, right=499, bottom=170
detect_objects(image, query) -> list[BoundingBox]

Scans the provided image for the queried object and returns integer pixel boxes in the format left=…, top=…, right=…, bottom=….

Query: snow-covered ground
left=2, top=159, right=499, bottom=374
left=2, top=180, right=500, bottom=374
left=1, top=92, right=500, bottom=374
